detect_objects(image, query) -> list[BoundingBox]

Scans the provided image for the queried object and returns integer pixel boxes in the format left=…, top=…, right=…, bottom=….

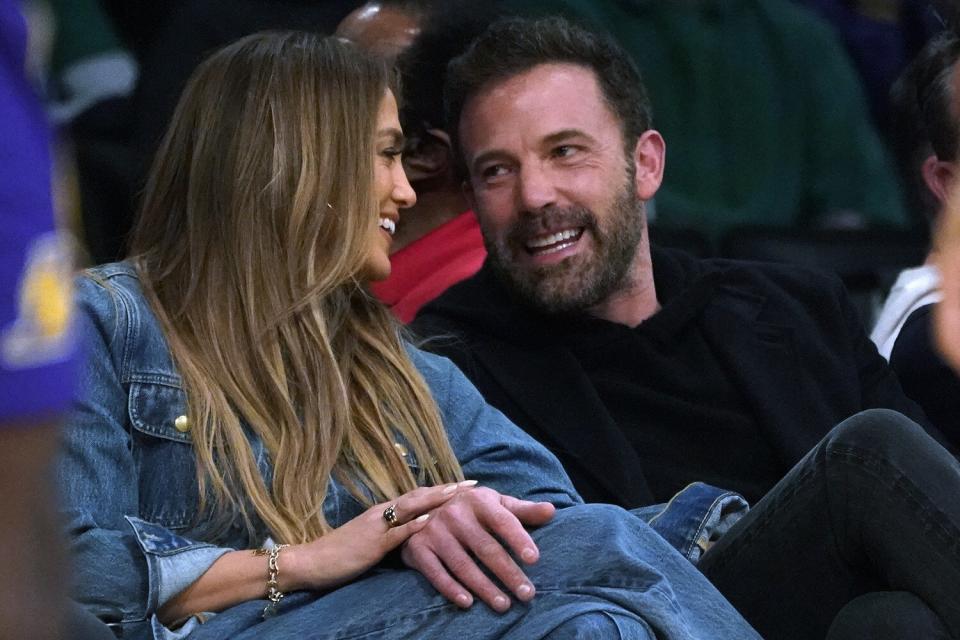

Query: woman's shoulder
left=76, top=261, right=146, bottom=318
left=75, top=261, right=179, bottom=383
left=404, top=341, right=488, bottom=414
left=405, top=342, right=459, bottom=388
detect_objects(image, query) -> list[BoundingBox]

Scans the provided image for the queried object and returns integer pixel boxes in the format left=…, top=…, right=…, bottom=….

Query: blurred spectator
left=336, top=0, right=429, bottom=61
left=930, top=0, right=960, bottom=372
left=39, top=0, right=138, bottom=266
left=46, top=0, right=136, bottom=125
left=797, top=0, right=941, bottom=137
left=871, top=31, right=960, bottom=447
left=0, top=2, right=77, bottom=637
left=935, top=181, right=960, bottom=373
left=499, top=0, right=907, bottom=241
left=340, top=0, right=498, bottom=322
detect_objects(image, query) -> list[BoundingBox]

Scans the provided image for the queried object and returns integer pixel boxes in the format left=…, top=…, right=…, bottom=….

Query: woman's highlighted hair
left=131, top=31, right=462, bottom=543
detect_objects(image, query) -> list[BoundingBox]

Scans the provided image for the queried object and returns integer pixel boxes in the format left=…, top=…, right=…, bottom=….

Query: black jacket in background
left=413, top=247, right=938, bottom=507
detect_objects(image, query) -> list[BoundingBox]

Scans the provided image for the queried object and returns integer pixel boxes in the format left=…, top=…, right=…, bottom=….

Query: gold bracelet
left=253, top=544, right=290, bottom=618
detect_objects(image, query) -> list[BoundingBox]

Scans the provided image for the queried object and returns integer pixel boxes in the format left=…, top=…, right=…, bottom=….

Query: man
left=1, top=4, right=114, bottom=639
left=871, top=32, right=960, bottom=449
left=415, top=16, right=960, bottom=638
left=335, top=0, right=427, bottom=62
left=935, top=2, right=960, bottom=374
left=340, top=1, right=498, bottom=321
left=497, top=0, right=907, bottom=240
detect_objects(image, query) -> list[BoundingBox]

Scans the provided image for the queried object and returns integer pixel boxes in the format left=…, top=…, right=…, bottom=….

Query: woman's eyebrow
left=378, top=127, right=406, bottom=147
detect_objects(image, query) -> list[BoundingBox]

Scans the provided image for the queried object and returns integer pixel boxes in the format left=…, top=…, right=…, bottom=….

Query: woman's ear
left=403, top=129, right=453, bottom=183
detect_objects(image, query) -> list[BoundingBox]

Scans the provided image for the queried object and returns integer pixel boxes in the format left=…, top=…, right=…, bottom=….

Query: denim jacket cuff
left=645, top=482, right=750, bottom=564
left=125, top=516, right=234, bottom=612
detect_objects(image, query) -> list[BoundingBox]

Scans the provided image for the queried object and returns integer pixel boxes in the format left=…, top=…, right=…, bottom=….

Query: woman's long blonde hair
left=129, top=32, right=463, bottom=543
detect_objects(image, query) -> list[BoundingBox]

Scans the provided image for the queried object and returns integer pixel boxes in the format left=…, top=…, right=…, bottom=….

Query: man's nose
left=517, top=162, right=557, bottom=212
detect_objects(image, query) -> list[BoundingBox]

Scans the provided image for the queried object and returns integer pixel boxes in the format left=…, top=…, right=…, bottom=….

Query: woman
left=59, top=32, right=758, bottom=639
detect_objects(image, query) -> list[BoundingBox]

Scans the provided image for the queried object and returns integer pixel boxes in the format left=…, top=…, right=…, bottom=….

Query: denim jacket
left=60, top=263, right=746, bottom=639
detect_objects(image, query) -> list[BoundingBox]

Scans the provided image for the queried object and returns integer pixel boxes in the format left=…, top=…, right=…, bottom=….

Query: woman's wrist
left=274, top=543, right=314, bottom=593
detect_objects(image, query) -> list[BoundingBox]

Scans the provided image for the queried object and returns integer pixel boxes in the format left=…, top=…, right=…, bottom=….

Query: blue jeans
left=699, top=409, right=960, bottom=639
left=186, top=504, right=759, bottom=639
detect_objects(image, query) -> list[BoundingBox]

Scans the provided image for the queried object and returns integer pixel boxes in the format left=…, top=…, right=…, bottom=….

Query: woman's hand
left=158, top=482, right=476, bottom=624
left=283, top=481, right=478, bottom=591
left=400, top=486, right=556, bottom=612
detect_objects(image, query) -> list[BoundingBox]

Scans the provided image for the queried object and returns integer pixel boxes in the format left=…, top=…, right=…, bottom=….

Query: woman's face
left=363, top=89, right=416, bottom=281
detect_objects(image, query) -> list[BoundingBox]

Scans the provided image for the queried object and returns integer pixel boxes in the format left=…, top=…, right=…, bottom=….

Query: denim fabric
left=645, top=483, right=749, bottom=564
left=59, top=263, right=759, bottom=639
left=186, top=505, right=756, bottom=640
left=699, top=409, right=960, bottom=639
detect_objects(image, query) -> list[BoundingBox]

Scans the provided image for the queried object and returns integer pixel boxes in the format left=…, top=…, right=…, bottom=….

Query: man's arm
left=0, top=419, right=66, bottom=639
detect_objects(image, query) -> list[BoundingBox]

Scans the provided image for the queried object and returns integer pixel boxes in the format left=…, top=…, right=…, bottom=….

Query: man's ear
left=923, top=155, right=958, bottom=206
left=403, top=129, right=453, bottom=182
left=632, top=130, right=666, bottom=201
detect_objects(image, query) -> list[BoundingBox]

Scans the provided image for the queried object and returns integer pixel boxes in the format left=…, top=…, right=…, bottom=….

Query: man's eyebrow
left=378, top=127, right=405, bottom=147
left=542, top=129, right=596, bottom=146
left=470, top=148, right=512, bottom=174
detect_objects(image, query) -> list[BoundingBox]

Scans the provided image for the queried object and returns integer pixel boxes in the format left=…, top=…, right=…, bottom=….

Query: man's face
left=459, top=63, right=664, bottom=313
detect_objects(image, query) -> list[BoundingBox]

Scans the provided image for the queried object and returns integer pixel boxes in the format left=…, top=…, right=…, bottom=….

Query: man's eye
left=481, top=164, right=508, bottom=179
left=552, top=145, right=577, bottom=158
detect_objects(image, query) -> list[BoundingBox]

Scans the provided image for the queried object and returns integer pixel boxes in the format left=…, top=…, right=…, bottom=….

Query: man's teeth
left=379, top=217, right=396, bottom=235
left=526, top=228, right=580, bottom=249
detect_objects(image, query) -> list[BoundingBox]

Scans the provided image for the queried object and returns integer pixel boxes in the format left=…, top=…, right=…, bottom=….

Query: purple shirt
left=0, top=2, right=78, bottom=421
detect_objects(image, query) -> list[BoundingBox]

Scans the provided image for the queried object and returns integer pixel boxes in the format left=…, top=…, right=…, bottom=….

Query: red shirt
left=371, top=211, right=486, bottom=323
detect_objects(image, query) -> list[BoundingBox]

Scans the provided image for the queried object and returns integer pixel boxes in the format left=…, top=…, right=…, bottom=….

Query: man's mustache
left=506, top=207, right=599, bottom=246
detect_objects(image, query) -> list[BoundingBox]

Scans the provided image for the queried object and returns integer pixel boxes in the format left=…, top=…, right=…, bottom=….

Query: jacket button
left=174, top=415, right=190, bottom=432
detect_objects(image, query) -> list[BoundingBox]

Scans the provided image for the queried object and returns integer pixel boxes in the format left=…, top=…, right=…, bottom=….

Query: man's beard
left=483, top=178, right=646, bottom=315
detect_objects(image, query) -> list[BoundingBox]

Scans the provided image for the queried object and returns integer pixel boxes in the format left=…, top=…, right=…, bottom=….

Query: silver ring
left=383, top=504, right=399, bottom=527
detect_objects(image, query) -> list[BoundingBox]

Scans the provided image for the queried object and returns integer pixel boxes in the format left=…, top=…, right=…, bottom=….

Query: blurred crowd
left=22, top=0, right=944, bottom=262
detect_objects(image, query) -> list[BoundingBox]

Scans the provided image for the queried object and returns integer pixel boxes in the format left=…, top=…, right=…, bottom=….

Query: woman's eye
left=381, top=147, right=402, bottom=161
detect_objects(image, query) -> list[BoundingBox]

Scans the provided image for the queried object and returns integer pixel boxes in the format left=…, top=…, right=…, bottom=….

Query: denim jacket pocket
left=128, top=379, right=201, bottom=531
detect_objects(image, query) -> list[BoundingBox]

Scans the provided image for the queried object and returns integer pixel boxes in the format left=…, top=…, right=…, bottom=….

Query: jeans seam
left=827, top=445, right=960, bottom=552
left=332, top=602, right=456, bottom=639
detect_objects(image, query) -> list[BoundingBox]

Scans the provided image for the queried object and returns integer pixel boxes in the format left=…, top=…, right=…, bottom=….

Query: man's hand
left=401, top=486, right=556, bottom=612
